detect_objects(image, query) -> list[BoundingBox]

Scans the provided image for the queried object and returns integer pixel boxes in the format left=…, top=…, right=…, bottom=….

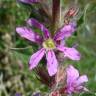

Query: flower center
left=43, top=38, right=56, bottom=49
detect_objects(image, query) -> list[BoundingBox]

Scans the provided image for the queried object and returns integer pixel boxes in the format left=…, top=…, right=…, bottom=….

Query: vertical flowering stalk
left=52, top=0, right=61, bottom=34
left=16, top=1, right=89, bottom=96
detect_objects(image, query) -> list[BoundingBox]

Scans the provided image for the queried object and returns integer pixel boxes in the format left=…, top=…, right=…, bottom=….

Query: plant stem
left=52, top=0, right=61, bottom=35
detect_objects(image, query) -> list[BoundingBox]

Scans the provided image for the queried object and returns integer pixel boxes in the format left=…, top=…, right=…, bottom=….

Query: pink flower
left=65, top=65, right=88, bottom=95
left=54, top=22, right=76, bottom=41
left=16, top=18, right=80, bottom=76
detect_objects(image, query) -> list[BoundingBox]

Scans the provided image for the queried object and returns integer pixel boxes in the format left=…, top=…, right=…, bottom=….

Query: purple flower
left=18, top=0, right=40, bottom=4
left=15, top=93, right=21, bottom=96
left=54, top=22, right=76, bottom=41
left=16, top=18, right=80, bottom=76
left=65, top=65, right=88, bottom=95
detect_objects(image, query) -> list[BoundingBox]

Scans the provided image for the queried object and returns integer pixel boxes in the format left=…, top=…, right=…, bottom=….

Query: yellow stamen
left=43, top=38, right=56, bottom=50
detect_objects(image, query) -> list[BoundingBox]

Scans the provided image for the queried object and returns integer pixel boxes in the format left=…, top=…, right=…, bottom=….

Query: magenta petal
left=19, top=0, right=40, bottom=4
left=16, top=27, right=42, bottom=43
left=76, top=75, right=88, bottom=86
left=27, top=18, right=50, bottom=39
left=29, top=48, right=45, bottom=70
left=57, top=46, right=80, bottom=60
left=64, top=47, right=80, bottom=60
left=54, top=23, right=76, bottom=41
left=66, top=65, right=79, bottom=84
left=46, top=50, right=58, bottom=76
left=57, top=46, right=66, bottom=52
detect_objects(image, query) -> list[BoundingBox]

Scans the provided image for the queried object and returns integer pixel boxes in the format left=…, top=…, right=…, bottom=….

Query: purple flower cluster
left=16, top=0, right=88, bottom=95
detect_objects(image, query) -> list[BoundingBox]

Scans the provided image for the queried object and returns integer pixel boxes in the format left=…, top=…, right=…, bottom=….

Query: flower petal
left=16, top=27, right=42, bottom=43
left=18, top=0, right=40, bottom=4
left=66, top=65, right=79, bottom=85
left=46, top=50, right=58, bottom=76
left=76, top=75, right=88, bottom=86
left=27, top=18, right=50, bottom=39
left=57, top=46, right=80, bottom=60
left=54, top=22, right=76, bottom=41
left=29, top=48, right=45, bottom=70
left=64, top=47, right=80, bottom=60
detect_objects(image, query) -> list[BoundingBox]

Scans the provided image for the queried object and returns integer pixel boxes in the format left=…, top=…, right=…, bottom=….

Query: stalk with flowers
left=16, top=0, right=89, bottom=96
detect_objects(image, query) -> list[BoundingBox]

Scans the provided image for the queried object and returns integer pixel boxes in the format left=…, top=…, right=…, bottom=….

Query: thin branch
left=9, top=46, right=32, bottom=50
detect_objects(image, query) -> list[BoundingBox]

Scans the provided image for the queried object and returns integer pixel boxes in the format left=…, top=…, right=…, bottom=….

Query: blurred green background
left=0, top=0, right=96, bottom=96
